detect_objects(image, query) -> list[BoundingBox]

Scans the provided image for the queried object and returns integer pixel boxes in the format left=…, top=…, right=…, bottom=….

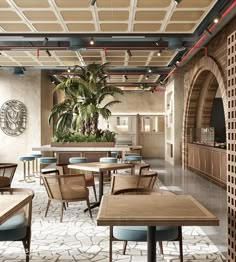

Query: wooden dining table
left=0, top=194, right=32, bottom=224
left=97, top=194, right=219, bottom=262
left=68, top=162, right=134, bottom=209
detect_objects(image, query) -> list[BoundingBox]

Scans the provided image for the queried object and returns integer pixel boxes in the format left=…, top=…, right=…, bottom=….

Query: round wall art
left=0, top=100, right=27, bottom=136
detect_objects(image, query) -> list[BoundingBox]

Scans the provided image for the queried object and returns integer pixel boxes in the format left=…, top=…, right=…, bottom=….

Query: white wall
left=0, top=69, right=53, bottom=166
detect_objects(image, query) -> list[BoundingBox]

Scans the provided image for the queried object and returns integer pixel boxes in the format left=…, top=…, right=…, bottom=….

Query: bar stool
left=30, top=153, right=42, bottom=176
left=100, top=157, right=118, bottom=177
left=69, top=157, right=97, bottom=201
left=40, top=157, right=57, bottom=184
left=124, top=154, right=142, bottom=163
left=100, top=157, right=117, bottom=163
left=18, top=156, right=35, bottom=183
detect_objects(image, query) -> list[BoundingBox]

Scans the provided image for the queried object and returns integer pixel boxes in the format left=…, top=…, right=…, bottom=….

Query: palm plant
left=49, top=63, right=123, bottom=140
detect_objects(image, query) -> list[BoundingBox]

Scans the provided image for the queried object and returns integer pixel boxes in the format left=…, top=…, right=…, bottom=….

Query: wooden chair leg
left=122, top=241, right=128, bottom=255
left=22, top=228, right=31, bottom=262
left=86, top=199, right=93, bottom=218
left=45, top=200, right=51, bottom=217
left=159, top=241, right=163, bottom=255
left=93, top=185, right=97, bottom=201
left=60, top=202, right=64, bottom=222
left=178, top=226, right=183, bottom=262
left=109, top=226, right=113, bottom=262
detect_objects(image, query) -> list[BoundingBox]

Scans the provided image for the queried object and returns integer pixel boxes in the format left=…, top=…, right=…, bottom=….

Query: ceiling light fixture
left=123, top=75, right=128, bottom=81
left=46, top=49, right=51, bottom=57
left=174, top=0, right=182, bottom=4
left=43, top=37, right=48, bottom=46
left=89, top=0, right=96, bottom=5
left=145, top=75, right=149, bottom=80
left=157, top=50, right=162, bottom=57
left=90, top=38, right=94, bottom=45
left=205, top=28, right=213, bottom=35
left=67, top=67, right=71, bottom=73
left=148, top=68, right=152, bottom=73
left=127, top=49, right=132, bottom=57
left=213, top=16, right=220, bottom=24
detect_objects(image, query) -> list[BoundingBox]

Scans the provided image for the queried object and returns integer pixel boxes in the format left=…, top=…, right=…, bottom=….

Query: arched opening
left=189, top=70, right=226, bottom=146
left=183, top=56, right=227, bottom=168
left=183, top=57, right=227, bottom=186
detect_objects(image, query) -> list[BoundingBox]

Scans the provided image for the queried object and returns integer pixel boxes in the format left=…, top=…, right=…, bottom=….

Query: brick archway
left=182, top=56, right=227, bottom=167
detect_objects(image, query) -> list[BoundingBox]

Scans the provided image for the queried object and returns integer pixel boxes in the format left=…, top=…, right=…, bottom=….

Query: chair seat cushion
left=18, top=156, right=35, bottom=161
left=100, top=157, right=117, bottom=163
left=125, top=155, right=142, bottom=161
left=0, top=214, right=27, bottom=241
left=30, top=153, right=43, bottom=158
left=0, top=176, right=10, bottom=187
left=69, top=157, right=88, bottom=163
left=40, top=157, right=57, bottom=164
left=113, top=226, right=179, bottom=241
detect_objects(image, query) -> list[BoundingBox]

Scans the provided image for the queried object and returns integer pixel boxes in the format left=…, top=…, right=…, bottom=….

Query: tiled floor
left=0, top=159, right=227, bottom=261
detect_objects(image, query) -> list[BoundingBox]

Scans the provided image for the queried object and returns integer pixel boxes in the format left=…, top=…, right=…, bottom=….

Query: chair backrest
left=113, top=188, right=175, bottom=195
left=138, top=163, right=150, bottom=175
left=41, top=169, right=87, bottom=200
left=0, top=163, right=17, bottom=184
left=110, top=173, right=157, bottom=194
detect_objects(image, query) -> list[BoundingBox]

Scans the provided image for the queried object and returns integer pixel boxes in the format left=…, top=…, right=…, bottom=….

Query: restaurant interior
left=0, top=0, right=236, bottom=261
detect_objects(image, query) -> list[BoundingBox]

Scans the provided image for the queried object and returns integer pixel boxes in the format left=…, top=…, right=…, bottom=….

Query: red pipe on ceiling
left=159, top=0, right=236, bottom=90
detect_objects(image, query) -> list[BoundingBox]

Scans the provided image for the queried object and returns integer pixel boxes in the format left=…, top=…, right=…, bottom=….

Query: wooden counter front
left=187, top=143, right=226, bottom=187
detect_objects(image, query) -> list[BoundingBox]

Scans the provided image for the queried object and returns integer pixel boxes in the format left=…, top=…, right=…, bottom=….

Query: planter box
left=51, top=142, right=115, bottom=147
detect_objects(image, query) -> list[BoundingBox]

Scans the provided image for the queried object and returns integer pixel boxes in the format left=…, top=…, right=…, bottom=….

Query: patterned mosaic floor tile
left=0, top=173, right=227, bottom=261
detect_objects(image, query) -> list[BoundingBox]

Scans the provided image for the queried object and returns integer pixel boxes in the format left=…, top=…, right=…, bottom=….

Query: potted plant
left=49, top=63, right=123, bottom=146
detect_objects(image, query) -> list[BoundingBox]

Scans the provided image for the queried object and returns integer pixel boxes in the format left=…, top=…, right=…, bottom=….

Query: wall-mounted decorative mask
left=0, top=100, right=27, bottom=136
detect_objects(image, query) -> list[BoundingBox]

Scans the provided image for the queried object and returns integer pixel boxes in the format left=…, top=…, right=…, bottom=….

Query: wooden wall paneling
left=212, top=150, right=221, bottom=179
left=220, top=152, right=227, bottom=182
left=204, top=148, right=212, bottom=176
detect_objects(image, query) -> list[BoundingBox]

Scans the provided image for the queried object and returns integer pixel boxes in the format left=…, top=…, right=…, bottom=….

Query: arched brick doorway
left=182, top=56, right=227, bottom=167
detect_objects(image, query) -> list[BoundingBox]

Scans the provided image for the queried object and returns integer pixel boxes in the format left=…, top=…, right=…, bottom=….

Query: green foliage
left=48, top=62, right=123, bottom=138
left=52, top=129, right=116, bottom=143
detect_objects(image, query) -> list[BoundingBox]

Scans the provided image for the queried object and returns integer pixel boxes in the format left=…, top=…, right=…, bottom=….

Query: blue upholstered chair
left=0, top=188, right=34, bottom=262
left=69, top=157, right=97, bottom=201
left=18, top=156, right=35, bottom=183
left=109, top=188, right=183, bottom=262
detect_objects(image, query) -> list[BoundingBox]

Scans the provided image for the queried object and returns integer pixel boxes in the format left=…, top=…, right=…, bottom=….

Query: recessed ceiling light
left=90, top=38, right=94, bottom=45
left=213, top=16, right=220, bottom=24
left=157, top=50, right=162, bottom=57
